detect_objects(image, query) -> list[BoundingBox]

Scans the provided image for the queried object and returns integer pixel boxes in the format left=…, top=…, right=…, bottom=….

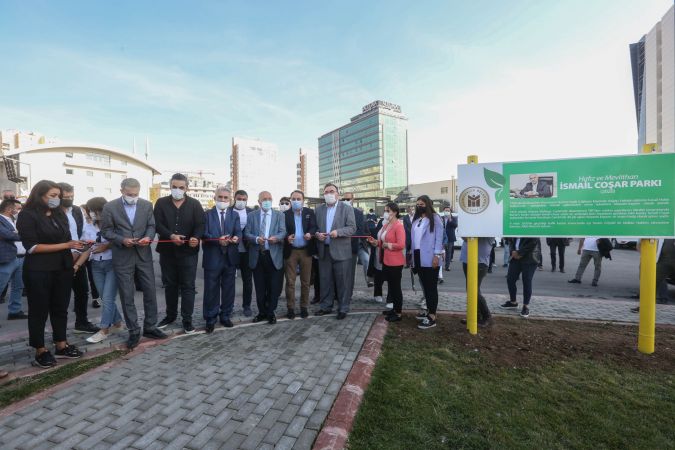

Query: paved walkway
left=0, top=313, right=375, bottom=450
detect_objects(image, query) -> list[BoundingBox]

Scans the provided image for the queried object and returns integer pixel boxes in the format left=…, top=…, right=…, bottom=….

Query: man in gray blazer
left=101, top=178, right=166, bottom=349
left=314, top=183, right=356, bottom=319
left=245, top=191, right=286, bottom=324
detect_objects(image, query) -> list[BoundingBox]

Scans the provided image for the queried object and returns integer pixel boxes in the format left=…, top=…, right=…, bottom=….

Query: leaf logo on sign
left=483, top=168, right=506, bottom=204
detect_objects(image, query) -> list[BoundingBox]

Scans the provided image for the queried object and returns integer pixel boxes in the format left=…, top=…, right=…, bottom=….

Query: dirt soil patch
left=391, top=314, right=675, bottom=371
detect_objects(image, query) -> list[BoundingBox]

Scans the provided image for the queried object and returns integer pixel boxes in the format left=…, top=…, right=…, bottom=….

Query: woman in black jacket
left=501, top=237, right=541, bottom=318
left=17, top=180, right=85, bottom=368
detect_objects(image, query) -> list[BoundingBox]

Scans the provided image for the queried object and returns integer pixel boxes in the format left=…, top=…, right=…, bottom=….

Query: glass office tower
left=318, top=101, right=408, bottom=201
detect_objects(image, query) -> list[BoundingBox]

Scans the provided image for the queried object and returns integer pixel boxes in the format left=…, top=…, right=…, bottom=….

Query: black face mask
left=61, top=199, right=74, bottom=208
left=415, top=205, right=425, bottom=215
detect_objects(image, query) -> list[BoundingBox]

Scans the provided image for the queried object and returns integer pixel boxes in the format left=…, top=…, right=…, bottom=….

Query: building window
left=441, top=187, right=448, bottom=194
left=86, top=152, right=111, bottom=166
left=65, top=152, right=73, bottom=158
left=86, top=170, right=94, bottom=177
left=105, top=173, right=111, bottom=179
left=87, top=187, right=94, bottom=193
left=65, top=169, right=74, bottom=175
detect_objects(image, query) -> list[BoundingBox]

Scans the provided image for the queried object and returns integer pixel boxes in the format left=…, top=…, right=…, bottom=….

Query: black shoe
left=300, top=308, right=309, bottom=319
left=55, top=344, right=83, bottom=359
left=252, top=314, right=267, bottom=323
left=127, top=333, right=141, bottom=350
left=444, top=268, right=450, bottom=272
left=287, top=309, right=296, bottom=320
left=591, top=281, right=598, bottom=287
left=438, top=279, right=444, bottom=284
left=568, top=279, right=581, bottom=284
left=32, top=351, right=57, bottom=368
left=460, top=318, right=467, bottom=325
left=367, top=282, right=374, bottom=288
left=268, top=315, right=277, bottom=325
left=143, top=328, right=167, bottom=340
left=336, top=312, right=347, bottom=320
left=92, top=299, right=101, bottom=308
left=157, top=317, right=175, bottom=329
left=487, top=268, right=493, bottom=273
left=500, top=301, right=518, bottom=308
left=7, top=311, right=28, bottom=320
left=415, top=311, right=428, bottom=320
left=385, top=314, right=401, bottom=322
left=417, top=317, right=436, bottom=330
left=205, top=323, right=215, bottom=334
left=220, top=319, right=233, bottom=328
left=520, top=306, right=530, bottom=318
left=310, top=297, right=320, bottom=305
left=315, top=309, right=332, bottom=316
left=74, top=322, right=100, bottom=334
left=183, top=321, right=195, bottom=334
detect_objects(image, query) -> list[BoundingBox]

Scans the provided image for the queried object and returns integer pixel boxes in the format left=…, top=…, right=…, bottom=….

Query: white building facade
left=631, top=5, right=675, bottom=153
left=159, top=171, right=222, bottom=209
left=230, top=136, right=289, bottom=200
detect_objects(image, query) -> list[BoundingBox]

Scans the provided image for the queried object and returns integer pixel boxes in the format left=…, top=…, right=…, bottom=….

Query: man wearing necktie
left=202, top=187, right=241, bottom=333
left=245, top=191, right=286, bottom=324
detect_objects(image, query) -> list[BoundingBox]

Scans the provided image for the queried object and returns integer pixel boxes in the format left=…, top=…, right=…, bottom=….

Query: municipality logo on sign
left=459, top=187, right=489, bottom=214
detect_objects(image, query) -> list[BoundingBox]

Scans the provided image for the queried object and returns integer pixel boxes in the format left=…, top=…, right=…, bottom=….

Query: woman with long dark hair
left=410, top=195, right=444, bottom=330
left=368, top=202, right=406, bottom=321
left=17, top=180, right=85, bottom=368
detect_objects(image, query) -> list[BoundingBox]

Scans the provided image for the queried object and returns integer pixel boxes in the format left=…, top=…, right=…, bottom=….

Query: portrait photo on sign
left=509, top=172, right=557, bottom=199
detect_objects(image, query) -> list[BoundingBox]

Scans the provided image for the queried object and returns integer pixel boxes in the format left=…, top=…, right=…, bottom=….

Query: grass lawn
left=349, top=316, right=675, bottom=450
left=0, top=350, right=124, bottom=409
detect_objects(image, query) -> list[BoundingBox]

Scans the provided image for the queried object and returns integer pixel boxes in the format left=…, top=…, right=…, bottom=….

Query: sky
left=0, top=0, right=673, bottom=189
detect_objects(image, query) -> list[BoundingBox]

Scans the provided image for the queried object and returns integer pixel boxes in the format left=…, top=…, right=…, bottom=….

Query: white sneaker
left=385, top=303, right=393, bottom=309
left=374, top=296, right=383, bottom=303
left=86, top=331, right=108, bottom=343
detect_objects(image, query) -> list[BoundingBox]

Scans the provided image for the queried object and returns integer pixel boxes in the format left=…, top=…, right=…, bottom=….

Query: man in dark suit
left=342, top=192, right=372, bottom=296
left=101, top=178, right=166, bottom=349
left=283, top=190, right=317, bottom=319
left=442, top=206, right=458, bottom=270
left=154, top=173, right=205, bottom=334
left=245, top=191, right=287, bottom=324
left=233, top=190, right=254, bottom=316
left=202, top=187, right=241, bottom=333
left=58, top=183, right=99, bottom=334
left=0, top=199, right=27, bottom=320
left=520, top=174, right=552, bottom=198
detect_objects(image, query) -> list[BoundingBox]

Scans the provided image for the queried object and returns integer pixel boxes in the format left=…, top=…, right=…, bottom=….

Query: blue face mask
left=291, top=200, right=303, bottom=210
left=261, top=200, right=272, bottom=211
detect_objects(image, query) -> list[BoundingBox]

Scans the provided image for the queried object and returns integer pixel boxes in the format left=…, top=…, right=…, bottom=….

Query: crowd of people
left=0, top=175, right=673, bottom=373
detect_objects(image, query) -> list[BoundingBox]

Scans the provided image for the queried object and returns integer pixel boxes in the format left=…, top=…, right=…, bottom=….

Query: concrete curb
left=313, top=315, right=388, bottom=450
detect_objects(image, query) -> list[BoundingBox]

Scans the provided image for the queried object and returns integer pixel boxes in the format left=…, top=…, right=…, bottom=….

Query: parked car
left=611, top=238, right=638, bottom=249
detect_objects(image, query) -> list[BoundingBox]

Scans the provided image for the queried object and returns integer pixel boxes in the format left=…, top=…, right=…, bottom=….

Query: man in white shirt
left=568, top=237, right=603, bottom=287
left=0, top=199, right=27, bottom=320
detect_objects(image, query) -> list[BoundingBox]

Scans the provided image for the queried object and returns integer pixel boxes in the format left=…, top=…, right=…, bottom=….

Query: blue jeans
left=503, top=243, right=510, bottom=265
left=90, top=259, right=123, bottom=328
left=0, top=257, right=24, bottom=314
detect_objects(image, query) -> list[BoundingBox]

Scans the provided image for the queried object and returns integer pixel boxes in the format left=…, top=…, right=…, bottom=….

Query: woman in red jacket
left=368, top=202, right=406, bottom=322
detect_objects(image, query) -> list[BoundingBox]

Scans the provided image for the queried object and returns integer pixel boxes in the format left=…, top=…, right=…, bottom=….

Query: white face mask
left=216, top=201, right=228, bottom=211
left=342, top=199, right=352, bottom=206
left=235, top=200, right=246, bottom=210
left=171, top=188, right=185, bottom=201
left=383, top=212, right=390, bottom=222
left=123, top=195, right=138, bottom=205
left=279, top=204, right=290, bottom=212
left=324, top=194, right=336, bottom=205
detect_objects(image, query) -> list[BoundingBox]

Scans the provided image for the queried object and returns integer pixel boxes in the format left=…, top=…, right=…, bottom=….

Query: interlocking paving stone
left=0, top=313, right=376, bottom=449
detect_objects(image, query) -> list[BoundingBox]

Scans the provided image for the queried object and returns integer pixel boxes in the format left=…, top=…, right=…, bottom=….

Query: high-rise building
left=630, top=5, right=675, bottom=153
left=296, top=148, right=320, bottom=198
left=318, top=101, right=408, bottom=203
left=230, top=137, right=286, bottom=200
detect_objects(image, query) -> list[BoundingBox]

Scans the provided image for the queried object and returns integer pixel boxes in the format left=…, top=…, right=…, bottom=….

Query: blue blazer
left=0, top=216, right=19, bottom=264
left=202, top=207, right=241, bottom=269
left=410, top=214, right=445, bottom=268
left=245, top=209, right=286, bottom=270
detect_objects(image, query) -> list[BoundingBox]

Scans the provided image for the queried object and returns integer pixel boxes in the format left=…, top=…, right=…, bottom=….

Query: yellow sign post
left=638, top=143, right=658, bottom=354
left=466, top=155, right=478, bottom=335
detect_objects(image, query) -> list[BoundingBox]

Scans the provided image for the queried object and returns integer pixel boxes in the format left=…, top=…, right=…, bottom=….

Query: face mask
left=442, top=211, right=449, bottom=217
left=61, top=199, right=73, bottom=208
left=415, top=205, right=425, bottom=215
left=291, top=200, right=303, bottom=211
left=47, top=197, right=61, bottom=209
left=279, top=204, right=290, bottom=212
left=235, top=200, right=246, bottom=210
left=324, top=194, right=336, bottom=205
left=89, top=212, right=98, bottom=221
left=124, top=195, right=138, bottom=205
left=171, top=188, right=184, bottom=201
left=342, top=199, right=352, bottom=206
left=216, top=201, right=228, bottom=211
left=383, top=212, right=390, bottom=222
left=261, top=200, right=272, bottom=211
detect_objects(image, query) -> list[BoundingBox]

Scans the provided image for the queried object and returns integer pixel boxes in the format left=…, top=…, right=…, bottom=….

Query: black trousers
left=462, top=263, right=491, bottom=322
left=159, top=252, right=198, bottom=322
left=237, top=251, right=253, bottom=309
left=414, top=250, right=439, bottom=314
left=253, top=252, right=283, bottom=318
left=383, top=264, right=403, bottom=313
left=507, top=259, right=537, bottom=305
left=71, top=263, right=90, bottom=325
left=549, top=242, right=566, bottom=270
left=312, top=257, right=320, bottom=300
left=373, top=267, right=385, bottom=298
left=25, top=269, right=73, bottom=348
